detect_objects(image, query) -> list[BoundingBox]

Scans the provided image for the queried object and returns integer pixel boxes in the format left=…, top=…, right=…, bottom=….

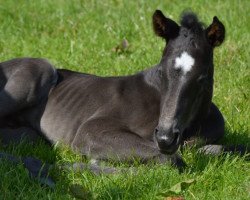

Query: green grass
left=0, top=0, right=249, bottom=199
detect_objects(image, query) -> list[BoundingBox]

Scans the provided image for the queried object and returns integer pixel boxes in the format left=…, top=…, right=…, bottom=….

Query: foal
left=0, top=10, right=244, bottom=183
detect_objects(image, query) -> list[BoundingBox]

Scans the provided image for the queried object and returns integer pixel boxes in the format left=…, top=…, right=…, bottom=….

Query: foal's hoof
left=198, top=144, right=249, bottom=157
left=198, top=145, right=223, bottom=155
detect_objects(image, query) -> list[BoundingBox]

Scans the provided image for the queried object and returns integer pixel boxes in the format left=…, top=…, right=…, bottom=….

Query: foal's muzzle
left=154, top=125, right=181, bottom=154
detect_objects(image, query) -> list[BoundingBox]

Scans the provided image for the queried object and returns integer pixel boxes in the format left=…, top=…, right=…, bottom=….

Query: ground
left=0, top=0, right=249, bottom=199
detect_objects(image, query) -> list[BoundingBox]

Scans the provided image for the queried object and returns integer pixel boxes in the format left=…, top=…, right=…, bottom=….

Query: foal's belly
left=39, top=76, right=98, bottom=144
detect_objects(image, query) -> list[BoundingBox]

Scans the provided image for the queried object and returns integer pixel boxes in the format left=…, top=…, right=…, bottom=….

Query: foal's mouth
left=157, top=133, right=180, bottom=155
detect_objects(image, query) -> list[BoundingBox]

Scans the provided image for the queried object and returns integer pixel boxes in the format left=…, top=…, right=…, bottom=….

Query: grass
left=0, top=0, right=249, bottom=199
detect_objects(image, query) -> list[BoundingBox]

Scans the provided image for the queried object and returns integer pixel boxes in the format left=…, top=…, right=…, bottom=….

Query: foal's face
left=152, top=10, right=225, bottom=154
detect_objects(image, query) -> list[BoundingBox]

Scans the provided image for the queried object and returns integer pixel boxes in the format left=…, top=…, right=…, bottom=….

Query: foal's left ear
left=206, top=16, right=225, bottom=47
left=152, top=10, right=180, bottom=41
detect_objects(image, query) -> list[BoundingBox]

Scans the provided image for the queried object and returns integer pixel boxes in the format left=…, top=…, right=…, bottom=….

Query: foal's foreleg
left=183, top=103, right=248, bottom=156
left=71, top=117, right=185, bottom=171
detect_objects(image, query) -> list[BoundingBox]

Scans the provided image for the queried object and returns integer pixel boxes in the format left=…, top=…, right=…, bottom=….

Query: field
left=0, top=0, right=249, bottom=199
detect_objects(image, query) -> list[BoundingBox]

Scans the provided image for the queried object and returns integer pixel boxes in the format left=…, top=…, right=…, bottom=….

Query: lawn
left=0, top=0, right=249, bottom=199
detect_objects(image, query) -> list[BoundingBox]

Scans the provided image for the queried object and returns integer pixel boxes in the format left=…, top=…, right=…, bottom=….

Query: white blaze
left=174, top=51, right=194, bottom=75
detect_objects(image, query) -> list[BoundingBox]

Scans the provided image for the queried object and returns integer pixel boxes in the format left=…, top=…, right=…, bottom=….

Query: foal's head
left=152, top=10, right=225, bottom=154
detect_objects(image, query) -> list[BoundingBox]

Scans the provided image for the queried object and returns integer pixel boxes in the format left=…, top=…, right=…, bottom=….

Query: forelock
left=180, top=11, right=204, bottom=33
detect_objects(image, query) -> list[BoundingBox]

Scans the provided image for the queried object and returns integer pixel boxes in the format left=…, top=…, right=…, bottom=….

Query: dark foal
left=0, top=11, right=244, bottom=184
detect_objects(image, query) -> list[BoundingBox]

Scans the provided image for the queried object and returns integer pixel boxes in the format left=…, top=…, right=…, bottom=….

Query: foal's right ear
left=152, top=10, right=180, bottom=41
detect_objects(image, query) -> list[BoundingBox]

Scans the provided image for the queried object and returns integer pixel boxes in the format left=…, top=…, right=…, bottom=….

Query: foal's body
left=42, top=67, right=224, bottom=163
left=0, top=58, right=223, bottom=166
left=0, top=10, right=230, bottom=169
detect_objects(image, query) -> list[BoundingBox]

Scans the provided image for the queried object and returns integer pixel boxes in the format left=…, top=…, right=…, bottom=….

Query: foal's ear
left=152, top=10, right=180, bottom=41
left=206, top=16, right=225, bottom=47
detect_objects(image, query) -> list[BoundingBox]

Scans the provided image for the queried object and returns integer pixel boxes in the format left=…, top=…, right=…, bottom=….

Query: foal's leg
left=0, top=62, right=56, bottom=118
left=0, top=59, right=56, bottom=143
left=71, top=117, right=185, bottom=172
left=183, top=103, right=247, bottom=155
left=201, top=103, right=226, bottom=143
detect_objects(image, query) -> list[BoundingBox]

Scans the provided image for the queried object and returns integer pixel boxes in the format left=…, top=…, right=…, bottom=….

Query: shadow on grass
left=183, top=128, right=249, bottom=174
left=0, top=139, right=75, bottom=198
left=222, top=128, right=250, bottom=147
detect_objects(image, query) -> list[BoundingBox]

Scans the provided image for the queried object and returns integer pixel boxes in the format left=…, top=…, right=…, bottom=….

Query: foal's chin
left=158, top=142, right=180, bottom=155
left=159, top=147, right=179, bottom=155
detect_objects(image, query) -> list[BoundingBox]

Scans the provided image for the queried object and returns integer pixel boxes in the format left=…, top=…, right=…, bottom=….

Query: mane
left=180, top=11, right=204, bottom=33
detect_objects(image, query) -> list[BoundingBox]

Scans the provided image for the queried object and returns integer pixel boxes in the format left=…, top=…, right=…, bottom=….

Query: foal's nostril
left=172, top=121, right=180, bottom=134
left=172, top=126, right=181, bottom=143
